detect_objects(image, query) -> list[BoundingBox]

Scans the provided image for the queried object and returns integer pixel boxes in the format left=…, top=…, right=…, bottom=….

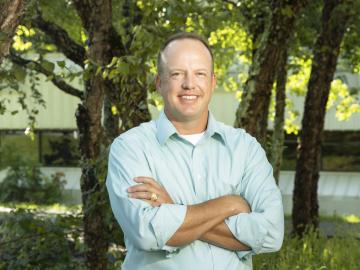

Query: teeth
left=181, top=96, right=197, bottom=100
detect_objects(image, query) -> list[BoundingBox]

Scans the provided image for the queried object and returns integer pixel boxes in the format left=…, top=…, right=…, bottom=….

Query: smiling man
left=106, top=32, right=284, bottom=270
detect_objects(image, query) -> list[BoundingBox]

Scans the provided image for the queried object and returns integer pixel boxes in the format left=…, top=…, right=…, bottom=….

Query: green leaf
left=41, top=60, right=55, bottom=73
left=108, top=69, right=119, bottom=80
left=281, top=6, right=294, bottom=17
left=147, top=98, right=157, bottom=107
left=13, top=65, right=27, bottom=83
left=95, top=66, right=102, bottom=76
left=107, top=57, right=118, bottom=68
left=102, top=69, right=109, bottom=79
left=57, top=61, right=66, bottom=68
left=118, top=61, right=130, bottom=75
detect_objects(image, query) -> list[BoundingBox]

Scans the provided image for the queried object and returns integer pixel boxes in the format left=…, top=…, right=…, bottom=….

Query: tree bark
left=103, top=87, right=120, bottom=144
left=292, top=0, right=353, bottom=237
left=271, top=48, right=288, bottom=184
left=73, top=0, right=113, bottom=268
left=0, top=0, right=27, bottom=63
left=234, top=0, right=308, bottom=145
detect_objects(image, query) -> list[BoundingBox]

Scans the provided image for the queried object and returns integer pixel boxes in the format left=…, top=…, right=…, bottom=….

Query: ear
left=211, top=73, right=217, bottom=93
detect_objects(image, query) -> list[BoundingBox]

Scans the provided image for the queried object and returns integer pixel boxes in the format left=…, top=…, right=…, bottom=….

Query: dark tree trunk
left=292, top=0, right=353, bottom=237
left=0, top=0, right=27, bottom=63
left=73, top=0, right=113, bottom=268
left=271, top=48, right=288, bottom=184
left=234, top=0, right=308, bottom=145
left=103, top=93, right=120, bottom=144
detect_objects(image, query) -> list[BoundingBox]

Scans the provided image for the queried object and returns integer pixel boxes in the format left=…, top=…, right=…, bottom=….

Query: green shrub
left=0, top=208, right=84, bottom=270
left=0, top=158, right=66, bottom=204
left=0, top=207, right=125, bottom=270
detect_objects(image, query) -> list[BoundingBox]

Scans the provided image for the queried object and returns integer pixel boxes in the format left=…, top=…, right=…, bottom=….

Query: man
left=106, top=32, right=284, bottom=270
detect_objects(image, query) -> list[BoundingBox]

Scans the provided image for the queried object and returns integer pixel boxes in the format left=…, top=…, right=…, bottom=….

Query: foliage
left=254, top=229, right=360, bottom=270
left=0, top=208, right=85, bottom=270
left=0, top=155, right=66, bottom=204
left=209, top=21, right=252, bottom=94
left=0, top=206, right=125, bottom=270
left=328, top=79, right=360, bottom=121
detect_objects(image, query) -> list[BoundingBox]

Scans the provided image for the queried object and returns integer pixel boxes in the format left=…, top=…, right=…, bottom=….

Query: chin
left=178, top=111, right=207, bottom=121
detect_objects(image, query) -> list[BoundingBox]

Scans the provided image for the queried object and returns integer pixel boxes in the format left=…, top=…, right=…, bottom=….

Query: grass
left=284, top=213, right=360, bottom=224
left=0, top=202, right=81, bottom=212
left=254, top=215, right=360, bottom=269
left=254, top=230, right=360, bottom=269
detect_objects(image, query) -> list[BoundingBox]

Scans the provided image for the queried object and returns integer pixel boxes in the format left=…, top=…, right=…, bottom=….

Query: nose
left=181, top=73, right=195, bottom=90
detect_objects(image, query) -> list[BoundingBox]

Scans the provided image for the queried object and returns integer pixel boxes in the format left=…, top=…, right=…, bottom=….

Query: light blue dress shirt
left=106, top=110, right=284, bottom=270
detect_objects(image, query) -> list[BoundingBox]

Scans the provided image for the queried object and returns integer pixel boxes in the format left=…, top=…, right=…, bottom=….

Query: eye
left=196, top=72, right=207, bottom=77
left=170, top=72, right=184, bottom=79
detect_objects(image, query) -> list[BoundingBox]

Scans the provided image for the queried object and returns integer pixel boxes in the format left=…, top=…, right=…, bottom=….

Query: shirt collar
left=156, top=111, right=177, bottom=145
left=156, top=110, right=226, bottom=146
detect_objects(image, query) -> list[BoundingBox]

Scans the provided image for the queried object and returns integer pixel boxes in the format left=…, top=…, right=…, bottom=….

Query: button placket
left=192, top=144, right=207, bottom=201
left=192, top=146, right=200, bottom=198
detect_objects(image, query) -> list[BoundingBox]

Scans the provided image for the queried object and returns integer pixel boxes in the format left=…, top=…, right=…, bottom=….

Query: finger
left=134, top=177, right=160, bottom=187
left=127, top=184, right=153, bottom=193
left=128, top=191, right=152, bottom=200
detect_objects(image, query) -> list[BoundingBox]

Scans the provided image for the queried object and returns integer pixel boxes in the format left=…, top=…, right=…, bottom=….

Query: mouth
left=179, top=95, right=198, bottom=100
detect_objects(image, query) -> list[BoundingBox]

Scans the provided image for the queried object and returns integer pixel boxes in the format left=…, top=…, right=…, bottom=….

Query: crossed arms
left=128, top=176, right=250, bottom=251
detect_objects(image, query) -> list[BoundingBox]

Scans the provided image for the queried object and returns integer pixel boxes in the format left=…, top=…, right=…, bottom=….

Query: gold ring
left=150, top=192, right=158, bottom=201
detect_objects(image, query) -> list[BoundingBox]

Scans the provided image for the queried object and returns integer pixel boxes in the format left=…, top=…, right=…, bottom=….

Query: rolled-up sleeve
left=225, top=136, right=284, bottom=259
left=106, top=138, right=187, bottom=253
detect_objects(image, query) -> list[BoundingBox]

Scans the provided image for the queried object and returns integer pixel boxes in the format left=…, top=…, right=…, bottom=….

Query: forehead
left=161, top=38, right=212, bottom=69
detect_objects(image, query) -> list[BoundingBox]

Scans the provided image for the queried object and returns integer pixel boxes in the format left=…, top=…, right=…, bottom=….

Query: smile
left=180, top=95, right=198, bottom=100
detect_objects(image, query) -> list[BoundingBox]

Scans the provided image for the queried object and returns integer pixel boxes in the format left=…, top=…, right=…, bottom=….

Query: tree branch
left=31, top=12, right=86, bottom=67
left=0, top=0, right=28, bottom=63
left=9, top=52, right=84, bottom=99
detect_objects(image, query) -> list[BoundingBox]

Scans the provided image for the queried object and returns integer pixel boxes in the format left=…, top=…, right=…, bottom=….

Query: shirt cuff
left=225, top=212, right=267, bottom=257
left=150, top=203, right=187, bottom=256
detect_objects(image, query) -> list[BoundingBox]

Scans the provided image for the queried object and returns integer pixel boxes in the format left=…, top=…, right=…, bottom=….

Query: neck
left=165, top=111, right=209, bottom=135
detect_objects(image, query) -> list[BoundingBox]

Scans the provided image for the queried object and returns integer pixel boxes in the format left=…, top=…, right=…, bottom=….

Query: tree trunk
left=292, top=0, right=353, bottom=237
left=103, top=86, right=120, bottom=144
left=73, top=0, right=113, bottom=268
left=271, top=48, right=288, bottom=184
left=234, top=1, right=308, bottom=145
left=0, top=0, right=27, bottom=63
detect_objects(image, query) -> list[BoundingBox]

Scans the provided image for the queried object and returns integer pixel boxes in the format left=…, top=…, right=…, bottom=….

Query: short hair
left=157, top=32, right=214, bottom=75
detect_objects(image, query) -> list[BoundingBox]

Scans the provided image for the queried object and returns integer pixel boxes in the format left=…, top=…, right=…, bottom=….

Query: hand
left=127, top=176, right=174, bottom=207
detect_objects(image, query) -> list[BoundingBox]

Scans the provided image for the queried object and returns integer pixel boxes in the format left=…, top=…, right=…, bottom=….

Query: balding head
left=157, top=32, right=214, bottom=76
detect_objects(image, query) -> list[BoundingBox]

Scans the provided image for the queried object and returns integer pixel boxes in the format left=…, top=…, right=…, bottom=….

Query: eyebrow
left=168, top=68, right=210, bottom=72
